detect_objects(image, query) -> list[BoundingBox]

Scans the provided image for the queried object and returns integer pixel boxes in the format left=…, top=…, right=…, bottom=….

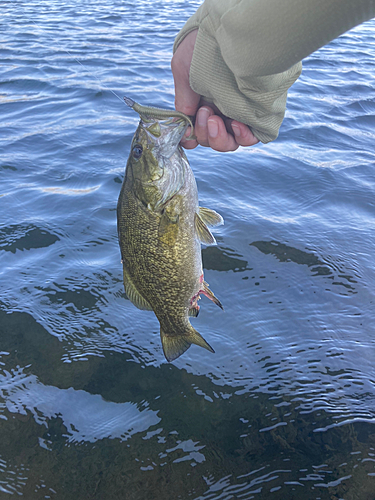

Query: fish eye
left=132, top=144, right=143, bottom=160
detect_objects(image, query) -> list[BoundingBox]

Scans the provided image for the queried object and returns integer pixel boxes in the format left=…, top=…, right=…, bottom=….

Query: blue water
left=1, top=1, right=375, bottom=498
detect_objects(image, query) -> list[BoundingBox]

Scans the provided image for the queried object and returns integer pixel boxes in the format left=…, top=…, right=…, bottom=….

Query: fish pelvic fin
left=160, top=325, right=215, bottom=362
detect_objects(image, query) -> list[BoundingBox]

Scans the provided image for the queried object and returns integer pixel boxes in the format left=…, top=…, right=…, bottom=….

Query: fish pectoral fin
left=194, top=212, right=216, bottom=245
left=158, top=199, right=182, bottom=246
left=123, top=267, right=153, bottom=311
left=160, top=326, right=215, bottom=362
left=158, top=211, right=179, bottom=246
left=202, top=281, right=224, bottom=310
left=199, top=207, right=224, bottom=227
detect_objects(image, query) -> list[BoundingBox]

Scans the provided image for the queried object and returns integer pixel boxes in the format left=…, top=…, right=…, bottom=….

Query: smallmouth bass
left=117, top=97, right=223, bottom=362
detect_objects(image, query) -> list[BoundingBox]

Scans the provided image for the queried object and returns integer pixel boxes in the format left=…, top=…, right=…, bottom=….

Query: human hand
left=171, top=30, right=259, bottom=152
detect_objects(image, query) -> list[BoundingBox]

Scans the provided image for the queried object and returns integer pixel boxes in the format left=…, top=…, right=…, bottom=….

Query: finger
left=231, top=121, right=259, bottom=147
left=194, top=106, right=215, bottom=147
left=207, top=116, right=239, bottom=152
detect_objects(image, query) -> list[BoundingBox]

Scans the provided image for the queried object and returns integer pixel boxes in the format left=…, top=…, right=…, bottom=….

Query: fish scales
left=118, top=169, right=199, bottom=321
left=117, top=97, right=223, bottom=362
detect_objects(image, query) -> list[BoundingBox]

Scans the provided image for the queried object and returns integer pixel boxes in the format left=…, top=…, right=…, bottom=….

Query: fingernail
left=197, top=107, right=210, bottom=127
left=231, top=123, right=241, bottom=138
left=208, top=119, right=218, bottom=138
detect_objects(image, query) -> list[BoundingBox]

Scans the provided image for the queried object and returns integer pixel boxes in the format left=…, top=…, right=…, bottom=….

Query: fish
left=117, top=97, right=224, bottom=362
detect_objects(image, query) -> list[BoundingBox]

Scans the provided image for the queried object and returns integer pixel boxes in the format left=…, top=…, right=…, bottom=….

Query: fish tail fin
left=160, top=325, right=215, bottom=362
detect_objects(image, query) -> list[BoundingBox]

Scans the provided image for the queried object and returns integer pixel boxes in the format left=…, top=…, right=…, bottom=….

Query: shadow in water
left=0, top=224, right=59, bottom=253
left=251, top=240, right=357, bottom=293
left=202, top=246, right=251, bottom=272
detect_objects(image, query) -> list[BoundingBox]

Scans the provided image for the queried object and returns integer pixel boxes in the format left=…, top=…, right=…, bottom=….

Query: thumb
left=171, top=30, right=200, bottom=116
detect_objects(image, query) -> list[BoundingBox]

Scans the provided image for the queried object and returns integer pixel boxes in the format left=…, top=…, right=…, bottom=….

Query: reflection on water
left=1, top=309, right=375, bottom=498
left=1, top=0, right=375, bottom=498
left=3, top=372, right=160, bottom=444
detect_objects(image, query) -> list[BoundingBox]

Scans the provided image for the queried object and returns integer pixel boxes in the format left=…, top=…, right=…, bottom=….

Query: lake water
left=1, top=1, right=375, bottom=499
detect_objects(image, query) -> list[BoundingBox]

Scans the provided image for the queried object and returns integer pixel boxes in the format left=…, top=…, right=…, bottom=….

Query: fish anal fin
left=160, top=325, right=214, bottom=362
left=199, top=207, right=224, bottom=227
left=194, top=213, right=216, bottom=245
left=123, top=267, right=152, bottom=311
left=202, top=281, right=224, bottom=310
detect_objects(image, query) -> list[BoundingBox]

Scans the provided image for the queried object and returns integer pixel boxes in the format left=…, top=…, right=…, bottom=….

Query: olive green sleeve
left=173, top=0, right=375, bottom=143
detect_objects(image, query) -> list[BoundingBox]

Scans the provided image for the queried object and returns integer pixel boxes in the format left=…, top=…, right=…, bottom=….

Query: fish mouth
left=124, top=96, right=193, bottom=138
left=124, top=97, right=192, bottom=155
left=140, top=117, right=188, bottom=158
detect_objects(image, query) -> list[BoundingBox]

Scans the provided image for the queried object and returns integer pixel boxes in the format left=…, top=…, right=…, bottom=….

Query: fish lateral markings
left=117, top=98, right=223, bottom=362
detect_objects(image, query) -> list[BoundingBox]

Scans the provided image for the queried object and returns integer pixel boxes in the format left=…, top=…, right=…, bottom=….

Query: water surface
left=1, top=1, right=375, bottom=498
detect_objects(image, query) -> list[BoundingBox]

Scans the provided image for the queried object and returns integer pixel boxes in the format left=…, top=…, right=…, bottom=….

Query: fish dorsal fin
left=199, top=207, right=224, bottom=227
left=123, top=267, right=152, bottom=311
left=194, top=212, right=216, bottom=245
left=160, top=325, right=215, bottom=362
